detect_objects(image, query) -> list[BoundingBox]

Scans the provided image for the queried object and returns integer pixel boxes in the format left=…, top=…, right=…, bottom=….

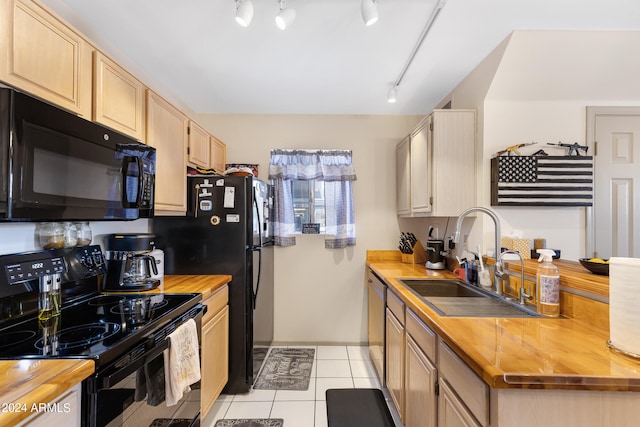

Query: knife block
left=401, top=241, right=428, bottom=264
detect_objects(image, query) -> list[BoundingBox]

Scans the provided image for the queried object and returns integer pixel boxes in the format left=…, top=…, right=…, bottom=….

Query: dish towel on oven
left=164, top=318, right=201, bottom=406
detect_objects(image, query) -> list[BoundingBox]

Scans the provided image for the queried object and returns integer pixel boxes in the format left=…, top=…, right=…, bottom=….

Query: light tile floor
left=201, top=345, right=401, bottom=427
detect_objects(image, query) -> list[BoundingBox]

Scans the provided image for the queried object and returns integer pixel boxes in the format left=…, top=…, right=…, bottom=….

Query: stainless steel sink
left=397, top=278, right=484, bottom=298
left=396, top=278, right=540, bottom=318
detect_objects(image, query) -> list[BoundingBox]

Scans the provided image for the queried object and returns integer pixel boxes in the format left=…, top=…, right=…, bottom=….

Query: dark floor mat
left=326, top=388, right=395, bottom=427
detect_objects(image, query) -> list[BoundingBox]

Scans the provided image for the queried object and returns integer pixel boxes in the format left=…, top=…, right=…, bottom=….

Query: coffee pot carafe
left=103, top=234, right=161, bottom=291
left=425, top=226, right=446, bottom=270
left=426, top=240, right=446, bottom=270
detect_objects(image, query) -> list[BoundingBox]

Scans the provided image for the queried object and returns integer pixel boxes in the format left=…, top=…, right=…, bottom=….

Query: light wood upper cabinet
left=397, top=109, right=476, bottom=217
left=396, top=136, right=411, bottom=215
left=187, top=121, right=211, bottom=169
left=0, top=0, right=92, bottom=117
left=410, top=119, right=431, bottom=213
left=210, top=136, right=227, bottom=174
left=146, top=90, right=189, bottom=214
left=429, top=110, right=476, bottom=216
left=93, top=51, right=146, bottom=140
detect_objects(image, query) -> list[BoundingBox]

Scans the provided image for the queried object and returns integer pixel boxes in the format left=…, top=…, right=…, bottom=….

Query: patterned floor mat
left=252, top=347, right=315, bottom=390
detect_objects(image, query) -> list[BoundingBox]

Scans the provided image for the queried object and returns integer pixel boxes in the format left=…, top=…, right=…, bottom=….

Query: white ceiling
left=41, top=0, right=640, bottom=115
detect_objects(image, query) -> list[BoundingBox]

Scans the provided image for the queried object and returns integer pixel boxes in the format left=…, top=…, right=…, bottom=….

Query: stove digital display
left=4, top=257, right=66, bottom=285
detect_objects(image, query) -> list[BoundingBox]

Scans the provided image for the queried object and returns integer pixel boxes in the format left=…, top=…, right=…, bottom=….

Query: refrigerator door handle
left=252, top=184, right=264, bottom=310
left=253, top=185, right=263, bottom=247
left=252, top=246, right=262, bottom=310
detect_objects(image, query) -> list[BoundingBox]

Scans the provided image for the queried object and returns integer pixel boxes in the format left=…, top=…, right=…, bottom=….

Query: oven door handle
left=96, top=307, right=205, bottom=390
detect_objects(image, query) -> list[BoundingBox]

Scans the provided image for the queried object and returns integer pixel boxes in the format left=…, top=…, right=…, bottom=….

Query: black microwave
left=0, top=88, right=155, bottom=221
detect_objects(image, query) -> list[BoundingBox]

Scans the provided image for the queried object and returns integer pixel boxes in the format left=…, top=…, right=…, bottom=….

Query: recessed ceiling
left=41, top=0, right=640, bottom=115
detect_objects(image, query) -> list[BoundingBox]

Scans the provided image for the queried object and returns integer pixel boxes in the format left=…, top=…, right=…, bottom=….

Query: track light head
left=361, top=0, right=378, bottom=26
left=276, top=0, right=296, bottom=30
left=387, top=85, right=398, bottom=103
left=235, top=0, right=254, bottom=27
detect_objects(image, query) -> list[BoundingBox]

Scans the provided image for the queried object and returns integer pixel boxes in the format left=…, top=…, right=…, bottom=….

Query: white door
left=588, top=107, right=640, bottom=258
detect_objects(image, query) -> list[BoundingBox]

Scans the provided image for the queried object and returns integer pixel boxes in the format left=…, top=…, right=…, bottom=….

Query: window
left=293, top=180, right=325, bottom=233
left=268, top=149, right=356, bottom=248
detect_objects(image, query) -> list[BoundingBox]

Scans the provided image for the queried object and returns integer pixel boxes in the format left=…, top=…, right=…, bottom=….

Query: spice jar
left=75, top=222, right=92, bottom=246
left=38, top=223, right=64, bottom=250
left=63, top=222, right=78, bottom=247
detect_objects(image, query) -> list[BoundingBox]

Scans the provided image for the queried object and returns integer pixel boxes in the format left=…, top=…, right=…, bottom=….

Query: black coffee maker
left=103, top=234, right=160, bottom=291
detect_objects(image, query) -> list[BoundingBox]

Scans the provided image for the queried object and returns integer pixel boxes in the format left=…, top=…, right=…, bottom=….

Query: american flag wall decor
left=491, top=156, right=593, bottom=206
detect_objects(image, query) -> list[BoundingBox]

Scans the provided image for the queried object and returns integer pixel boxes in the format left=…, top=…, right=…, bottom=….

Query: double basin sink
left=397, top=278, right=541, bottom=318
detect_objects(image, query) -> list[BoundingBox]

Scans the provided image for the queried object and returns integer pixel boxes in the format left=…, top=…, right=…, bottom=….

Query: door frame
left=585, top=106, right=640, bottom=257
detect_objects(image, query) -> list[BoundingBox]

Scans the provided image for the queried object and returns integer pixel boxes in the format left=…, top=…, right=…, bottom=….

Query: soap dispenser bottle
left=536, top=249, right=560, bottom=317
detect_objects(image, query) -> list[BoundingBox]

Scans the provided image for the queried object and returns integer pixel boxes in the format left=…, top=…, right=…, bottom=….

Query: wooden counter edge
left=160, top=275, right=232, bottom=298
left=0, top=359, right=94, bottom=427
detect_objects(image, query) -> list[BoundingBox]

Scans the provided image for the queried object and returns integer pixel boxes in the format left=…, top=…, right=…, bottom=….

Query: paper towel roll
left=609, top=257, right=640, bottom=355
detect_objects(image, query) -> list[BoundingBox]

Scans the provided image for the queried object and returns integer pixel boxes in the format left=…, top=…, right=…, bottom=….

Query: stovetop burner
left=0, top=330, right=37, bottom=350
left=87, top=295, right=126, bottom=307
left=109, top=298, right=169, bottom=315
left=34, top=322, right=121, bottom=351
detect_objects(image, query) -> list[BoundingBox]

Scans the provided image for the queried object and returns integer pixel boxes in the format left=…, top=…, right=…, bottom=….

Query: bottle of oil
left=536, top=249, right=560, bottom=317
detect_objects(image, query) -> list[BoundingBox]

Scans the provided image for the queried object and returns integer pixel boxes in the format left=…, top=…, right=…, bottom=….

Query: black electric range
left=0, top=245, right=202, bottom=368
left=0, top=245, right=205, bottom=427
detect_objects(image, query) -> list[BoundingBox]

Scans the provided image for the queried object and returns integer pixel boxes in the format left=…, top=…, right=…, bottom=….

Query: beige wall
left=441, top=30, right=640, bottom=261
left=197, top=114, right=420, bottom=344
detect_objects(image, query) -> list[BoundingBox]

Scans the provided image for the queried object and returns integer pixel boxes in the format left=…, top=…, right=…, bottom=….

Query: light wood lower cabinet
left=405, top=335, right=437, bottom=427
left=93, top=51, right=146, bottom=140
left=438, top=340, right=488, bottom=427
left=385, top=289, right=406, bottom=422
left=200, top=286, right=229, bottom=419
left=438, top=379, right=481, bottom=427
left=0, top=0, right=93, bottom=117
left=404, top=309, right=438, bottom=427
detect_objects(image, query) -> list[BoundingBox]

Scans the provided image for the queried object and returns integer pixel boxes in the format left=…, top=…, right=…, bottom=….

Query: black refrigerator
left=153, top=174, right=274, bottom=394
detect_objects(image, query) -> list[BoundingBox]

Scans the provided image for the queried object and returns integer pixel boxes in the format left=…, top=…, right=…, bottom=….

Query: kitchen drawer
left=406, top=309, right=436, bottom=362
left=387, top=288, right=405, bottom=325
left=438, top=339, right=489, bottom=426
left=202, top=285, right=228, bottom=325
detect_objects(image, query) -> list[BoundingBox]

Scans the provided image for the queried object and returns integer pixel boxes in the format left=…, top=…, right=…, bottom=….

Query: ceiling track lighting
left=361, top=0, right=378, bottom=26
left=276, top=0, right=296, bottom=30
left=235, top=0, right=254, bottom=27
left=387, top=85, right=398, bottom=103
left=387, top=0, right=447, bottom=103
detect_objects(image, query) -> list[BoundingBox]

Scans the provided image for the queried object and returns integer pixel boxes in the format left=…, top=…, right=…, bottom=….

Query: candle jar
left=38, top=223, right=64, bottom=250
left=63, top=222, right=78, bottom=247
left=75, top=222, right=92, bottom=246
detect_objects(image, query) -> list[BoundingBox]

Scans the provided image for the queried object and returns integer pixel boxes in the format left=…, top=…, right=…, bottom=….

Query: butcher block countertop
left=0, top=359, right=94, bottom=426
left=0, top=275, right=230, bottom=427
left=158, top=274, right=232, bottom=297
left=367, top=250, right=640, bottom=392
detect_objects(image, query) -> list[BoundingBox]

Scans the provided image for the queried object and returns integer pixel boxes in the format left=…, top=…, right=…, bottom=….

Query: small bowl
left=579, top=258, right=610, bottom=276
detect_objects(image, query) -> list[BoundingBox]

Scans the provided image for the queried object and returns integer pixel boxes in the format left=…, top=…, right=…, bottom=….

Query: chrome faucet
left=496, top=250, right=532, bottom=305
left=453, top=207, right=502, bottom=295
